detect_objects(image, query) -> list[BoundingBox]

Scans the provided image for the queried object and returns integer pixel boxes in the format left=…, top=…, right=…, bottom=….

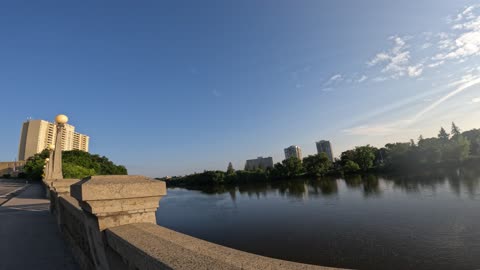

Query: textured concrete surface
left=107, top=223, right=347, bottom=270
left=71, top=175, right=166, bottom=200
left=0, top=184, right=78, bottom=270
left=71, top=175, right=166, bottom=231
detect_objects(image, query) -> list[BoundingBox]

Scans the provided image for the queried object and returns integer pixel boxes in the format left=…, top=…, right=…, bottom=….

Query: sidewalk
left=0, top=184, right=78, bottom=270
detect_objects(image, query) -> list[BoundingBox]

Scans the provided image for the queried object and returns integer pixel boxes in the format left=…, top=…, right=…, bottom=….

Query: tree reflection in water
left=178, top=165, right=480, bottom=201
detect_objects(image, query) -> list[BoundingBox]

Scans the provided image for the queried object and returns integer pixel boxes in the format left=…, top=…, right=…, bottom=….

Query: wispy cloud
left=410, top=74, right=480, bottom=122
left=407, top=64, right=424, bottom=77
left=357, top=75, right=368, bottom=83
left=367, top=36, right=423, bottom=79
left=328, top=74, right=343, bottom=82
left=434, top=5, right=480, bottom=61
left=344, top=73, right=480, bottom=136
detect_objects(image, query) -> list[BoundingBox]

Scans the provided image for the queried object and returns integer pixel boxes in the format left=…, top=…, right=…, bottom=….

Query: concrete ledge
left=71, top=175, right=166, bottom=201
left=106, top=223, right=346, bottom=270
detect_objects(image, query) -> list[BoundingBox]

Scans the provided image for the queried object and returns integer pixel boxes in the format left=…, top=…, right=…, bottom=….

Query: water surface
left=156, top=169, right=480, bottom=270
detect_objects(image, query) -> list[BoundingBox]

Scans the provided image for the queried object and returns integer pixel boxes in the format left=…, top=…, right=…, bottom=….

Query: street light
left=51, top=114, right=68, bottom=179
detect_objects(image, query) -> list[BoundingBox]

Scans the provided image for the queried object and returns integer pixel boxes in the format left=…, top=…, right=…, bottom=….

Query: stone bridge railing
left=44, top=175, right=343, bottom=270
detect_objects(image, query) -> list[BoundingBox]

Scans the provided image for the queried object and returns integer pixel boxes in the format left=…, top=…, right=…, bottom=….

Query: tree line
left=167, top=123, right=480, bottom=187
left=23, top=149, right=127, bottom=180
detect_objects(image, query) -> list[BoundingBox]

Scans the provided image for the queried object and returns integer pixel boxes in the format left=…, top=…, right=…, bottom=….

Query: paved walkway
left=0, top=184, right=78, bottom=270
left=0, top=179, right=25, bottom=196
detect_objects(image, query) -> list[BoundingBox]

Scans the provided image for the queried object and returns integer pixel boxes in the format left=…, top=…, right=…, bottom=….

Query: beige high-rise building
left=284, top=145, right=302, bottom=160
left=18, top=119, right=90, bottom=161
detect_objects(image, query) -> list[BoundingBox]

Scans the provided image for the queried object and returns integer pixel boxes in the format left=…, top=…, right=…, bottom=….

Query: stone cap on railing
left=106, top=223, right=347, bottom=270
left=50, top=179, right=80, bottom=195
left=70, top=175, right=166, bottom=231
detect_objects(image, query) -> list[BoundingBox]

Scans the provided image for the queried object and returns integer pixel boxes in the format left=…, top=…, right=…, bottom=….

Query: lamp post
left=44, top=158, right=50, bottom=179
left=45, top=144, right=55, bottom=179
left=51, top=114, right=68, bottom=179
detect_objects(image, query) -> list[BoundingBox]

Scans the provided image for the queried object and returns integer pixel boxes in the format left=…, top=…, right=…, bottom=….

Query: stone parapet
left=71, top=175, right=166, bottom=231
left=105, top=223, right=345, bottom=270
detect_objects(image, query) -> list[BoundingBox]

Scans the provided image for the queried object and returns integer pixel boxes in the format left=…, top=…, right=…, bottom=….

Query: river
left=156, top=168, right=480, bottom=270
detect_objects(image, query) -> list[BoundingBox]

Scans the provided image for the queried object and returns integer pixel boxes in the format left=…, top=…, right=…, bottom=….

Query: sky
left=1, top=0, right=480, bottom=177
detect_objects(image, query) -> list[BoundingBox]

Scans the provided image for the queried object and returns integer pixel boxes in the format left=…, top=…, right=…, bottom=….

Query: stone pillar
left=50, top=179, right=80, bottom=224
left=51, top=124, right=64, bottom=179
left=70, top=175, right=166, bottom=270
left=46, top=149, right=54, bottom=179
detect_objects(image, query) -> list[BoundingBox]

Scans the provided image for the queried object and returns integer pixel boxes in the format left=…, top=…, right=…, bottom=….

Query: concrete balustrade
left=43, top=175, right=344, bottom=270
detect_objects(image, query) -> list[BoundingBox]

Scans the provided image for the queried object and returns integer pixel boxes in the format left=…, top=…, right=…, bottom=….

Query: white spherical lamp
left=55, top=114, right=69, bottom=124
left=48, top=144, right=55, bottom=150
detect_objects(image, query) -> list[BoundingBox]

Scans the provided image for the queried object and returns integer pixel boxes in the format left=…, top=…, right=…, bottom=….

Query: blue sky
left=1, top=1, right=480, bottom=176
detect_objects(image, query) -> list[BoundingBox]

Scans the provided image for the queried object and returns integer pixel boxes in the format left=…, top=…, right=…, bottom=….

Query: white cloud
left=344, top=74, right=480, bottom=136
left=323, top=74, right=343, bottom=88
left=471, top=97, right=480, bottom=103
left=407, top=64, right=424, bottom=77
left=372, top=77, right=388, bottom=82
left=434, top=6, right=480, bottom=61
left=421, top=42, right=432, bottom=49
left=367, top=36, right=422, bottom=79
left=428, top=61, right=445, bottom=68
left=411, top=74, right=480, bottom=121
left=343, top=124, right=397, bottom=136
left=329, top=74, right=343, bottom=82
left=357, top=75, right=368, bottom=83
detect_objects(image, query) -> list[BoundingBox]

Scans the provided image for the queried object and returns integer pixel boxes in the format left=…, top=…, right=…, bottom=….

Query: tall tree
left=226, top=162, right=235, bottom=175
left=451, top=122, right=461, bottom=137
left=438, top=127, right=450, bottom=141
left=418, top=135, right=424, bottom=143
left=303, top=153, right=331, bottom=176
left=353, top=145, right=377, bottom=171
left=282, top=157, right=304, bottom=178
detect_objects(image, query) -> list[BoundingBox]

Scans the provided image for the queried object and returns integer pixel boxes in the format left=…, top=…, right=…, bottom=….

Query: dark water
left=156, top=169, right=480, bottom=270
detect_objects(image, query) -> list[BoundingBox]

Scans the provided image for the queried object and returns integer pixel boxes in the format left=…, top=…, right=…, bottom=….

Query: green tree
left=270, top=162, right=287, bottom=178
left=282, top=157, right=304, bottom=178
left=343, top=160, right=360, bottom=173
left=353, top=145, right=377, bottom=171
left=23, top=149, right=127, bottom=180
left=303, top=153, right=331, bottom=176
left=418, top=137, right=442, bottom=163
left=63, top=163, right=96, bottom=179
left=23, top=149, right=49, bottom=180
left=438, top=127, right=450, bottom=141
left=444, top=135, right=470, bottom=161
left=63, top=150, right=127, bottom=175
left=384, top=142, right=415, bottom=168
left=340, top=149, right=356, bottom=165
left=462, top=129, right=480, bottom=155
left=451, top=122, right=461, bottom=137
left=226, top=162, right=235, bottom=175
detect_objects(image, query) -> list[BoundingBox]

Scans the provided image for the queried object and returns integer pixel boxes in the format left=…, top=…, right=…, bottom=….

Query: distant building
left=284, top=145, right=302, bottom=160
left=316, top=140, right=333, bottom=161
left=18, top=119, right=90, bottom=161
left=245, top=157, right=273, bottom=171
left=0, top=161, right=26, bottom=176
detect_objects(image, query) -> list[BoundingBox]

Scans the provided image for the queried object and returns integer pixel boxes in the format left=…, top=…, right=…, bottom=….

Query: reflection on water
left=157, top=167, right=480, bottom=270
